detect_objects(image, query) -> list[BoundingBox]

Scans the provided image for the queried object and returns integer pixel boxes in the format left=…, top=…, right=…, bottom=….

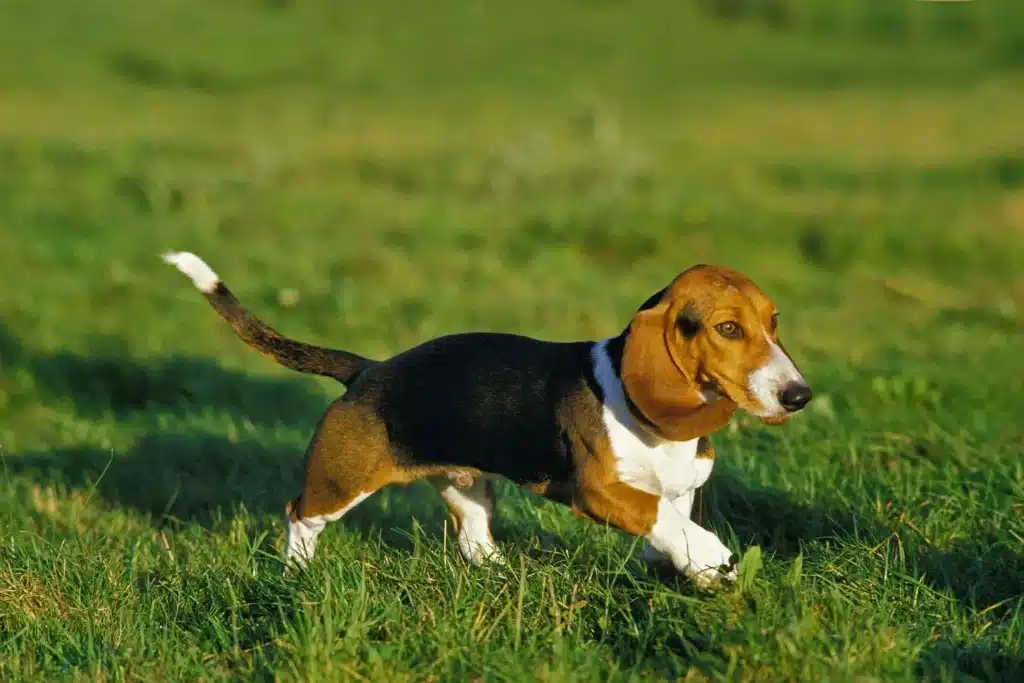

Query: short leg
left=642, top=490, right=695, bottom=566
left=648, top=497, right=736, bottom=587
left=282, top=399, right=399, bottom=572
left=284, top=490, right=373, bottom=570
left=642, top=446, right=723, bottom=576
left=576, top=482, right=735, bottom=588
left=430, top=475, right=505, bottom=566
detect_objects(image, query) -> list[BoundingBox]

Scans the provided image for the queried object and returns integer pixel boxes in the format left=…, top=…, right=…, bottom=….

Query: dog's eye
left=769, top=313, right=779, bottom=333
left=715, top=321, right=743, bottom=340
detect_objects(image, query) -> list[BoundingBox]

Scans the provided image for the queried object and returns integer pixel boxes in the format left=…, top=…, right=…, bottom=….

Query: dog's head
left=619, top=264, right=811, bottom=440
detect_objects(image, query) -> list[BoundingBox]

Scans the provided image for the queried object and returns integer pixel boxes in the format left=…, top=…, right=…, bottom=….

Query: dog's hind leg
left=285, top=490, right=371, bottom=569
left=430, top=475, right=505, bottom=566
left=282, top=399, right=398, bottom=572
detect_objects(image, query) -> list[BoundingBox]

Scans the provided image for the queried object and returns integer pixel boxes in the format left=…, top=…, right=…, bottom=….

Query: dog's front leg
left=576, top=482, right=735, bottom=588
left=640, top=490, right=693, bottom=566
left=647, top=495, right=736, bottom=588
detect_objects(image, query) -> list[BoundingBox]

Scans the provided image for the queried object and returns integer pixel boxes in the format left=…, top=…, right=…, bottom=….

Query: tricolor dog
left=163, top=252, right=811, bottom=587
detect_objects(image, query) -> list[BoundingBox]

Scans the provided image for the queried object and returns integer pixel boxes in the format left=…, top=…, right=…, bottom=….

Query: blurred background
left=2, top=0, right=1022, bottom=471
left=2, top=0, right=1022, bottom=370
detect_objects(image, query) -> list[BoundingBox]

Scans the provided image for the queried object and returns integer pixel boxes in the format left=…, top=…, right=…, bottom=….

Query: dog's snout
left=778, top=383, right=812, bottom=412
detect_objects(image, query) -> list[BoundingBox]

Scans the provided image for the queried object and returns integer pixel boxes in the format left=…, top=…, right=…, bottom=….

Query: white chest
left=591, top=340, right=716, bottom=498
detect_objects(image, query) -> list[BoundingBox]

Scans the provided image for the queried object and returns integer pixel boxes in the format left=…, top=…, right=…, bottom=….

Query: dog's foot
left=646, top=528, right=737, bottom=589
left=456, top=535, right=507, bottom=568
left=686, top=561, right=737, bottom=590
left=681, top=528, right=737, bottom=589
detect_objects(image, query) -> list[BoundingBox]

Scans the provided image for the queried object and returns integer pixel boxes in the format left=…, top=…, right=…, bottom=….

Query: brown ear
left=620, top=303, right=736, bottom=441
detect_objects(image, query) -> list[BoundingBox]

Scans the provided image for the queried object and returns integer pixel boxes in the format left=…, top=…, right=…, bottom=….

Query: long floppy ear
left=620, top=300, right=736, bottom=441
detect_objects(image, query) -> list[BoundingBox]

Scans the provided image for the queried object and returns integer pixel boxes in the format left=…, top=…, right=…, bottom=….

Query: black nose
left=778, top=383, right=813, bottom=412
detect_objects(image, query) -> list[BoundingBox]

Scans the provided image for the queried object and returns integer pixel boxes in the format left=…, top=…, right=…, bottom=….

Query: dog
left=162, top=252, right=811, bottom=587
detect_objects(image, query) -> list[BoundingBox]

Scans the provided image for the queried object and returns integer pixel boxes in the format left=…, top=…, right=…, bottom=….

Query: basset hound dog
left=163, top=252, right=811, bottom=587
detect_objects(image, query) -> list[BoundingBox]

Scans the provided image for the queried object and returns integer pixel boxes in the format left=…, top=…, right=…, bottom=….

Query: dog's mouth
left=704, top=375, right=758, bottom=411
left=705, top=375, right=796, bottom=426
left=699, top=379, right=727, bottom=404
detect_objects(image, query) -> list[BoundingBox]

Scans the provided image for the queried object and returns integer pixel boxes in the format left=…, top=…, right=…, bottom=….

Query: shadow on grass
left=0, top=323, right=331, bottom=430
left=703, top=465, right=1024, bottom=618
left=5, top=434, right=455, bottom=556
left=1, top=323, right=453, bottom=553
left=7, top=436, right=303, bottom=525
left=917, top=635, right=1024, bottom=682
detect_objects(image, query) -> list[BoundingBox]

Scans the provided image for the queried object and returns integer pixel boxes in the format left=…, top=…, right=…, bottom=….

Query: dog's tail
left=162, top=251, right=375, bottom=385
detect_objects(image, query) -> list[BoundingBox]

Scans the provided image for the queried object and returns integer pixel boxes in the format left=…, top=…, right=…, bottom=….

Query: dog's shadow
left=5, top=434, right=459, bottom=556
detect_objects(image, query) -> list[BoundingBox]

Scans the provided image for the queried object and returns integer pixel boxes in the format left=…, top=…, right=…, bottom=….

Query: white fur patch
left=162, top=251, right=220, bottom=294
left=747, top=336, right=806, bottom=418
left=592, top=340, right=734, bottom=585
left=648, top=497, right=736, bottom=587
left=591, top=340, right=710, bottom=498
left=284, top=492, right=371, bottom=569
left=433, top=477, right=504, bottom=566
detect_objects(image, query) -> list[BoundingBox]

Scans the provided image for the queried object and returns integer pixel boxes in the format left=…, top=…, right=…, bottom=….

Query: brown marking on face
left=620, top=264, right=803, bottom=438
left=695, top=436, right=715, bottom=460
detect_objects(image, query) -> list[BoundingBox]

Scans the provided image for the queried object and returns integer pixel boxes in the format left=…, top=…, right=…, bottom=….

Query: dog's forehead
left=662, top=265, right=773, bottom=312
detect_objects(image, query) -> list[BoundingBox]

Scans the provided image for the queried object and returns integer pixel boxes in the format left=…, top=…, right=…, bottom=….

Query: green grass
left=1, top=0, right=1023, bottom=680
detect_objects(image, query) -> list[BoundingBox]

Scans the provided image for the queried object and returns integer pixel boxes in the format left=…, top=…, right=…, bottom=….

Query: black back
left=347, top=332, right=596, bottom=486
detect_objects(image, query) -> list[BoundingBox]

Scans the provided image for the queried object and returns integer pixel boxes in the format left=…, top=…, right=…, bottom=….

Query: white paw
left=474, top=548, right=507, bottom=567
left=459, top=538, right=506, bottom=567
left=682, top=528, right=737, bottom=589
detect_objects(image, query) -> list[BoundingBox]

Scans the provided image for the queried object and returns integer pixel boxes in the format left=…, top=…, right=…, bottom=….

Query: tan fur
left=557, top=372, right=661, bottom=535
left=567, top=395, right=661, bottom=534
left=574, top=480, right=660, bottom=537
left=621, top=301, right=737, bottom=441
left=288, top=399, right=482, bottom=523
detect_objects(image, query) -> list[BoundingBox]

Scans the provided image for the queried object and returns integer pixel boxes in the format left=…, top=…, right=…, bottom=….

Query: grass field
left=2, top=0, right=1024, bottom=680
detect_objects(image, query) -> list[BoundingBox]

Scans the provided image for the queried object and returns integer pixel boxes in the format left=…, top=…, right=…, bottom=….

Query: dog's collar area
left=614, top=365, right=725, bottom=444
left=620, top=385, right=665, bottom=438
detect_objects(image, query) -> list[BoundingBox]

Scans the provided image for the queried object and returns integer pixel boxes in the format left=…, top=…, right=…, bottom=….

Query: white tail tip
left=162, top=251, right=220, bottom=293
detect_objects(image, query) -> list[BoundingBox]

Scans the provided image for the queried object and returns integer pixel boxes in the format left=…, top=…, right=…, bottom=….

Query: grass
left=1, top=0, right=1023, bottom=680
